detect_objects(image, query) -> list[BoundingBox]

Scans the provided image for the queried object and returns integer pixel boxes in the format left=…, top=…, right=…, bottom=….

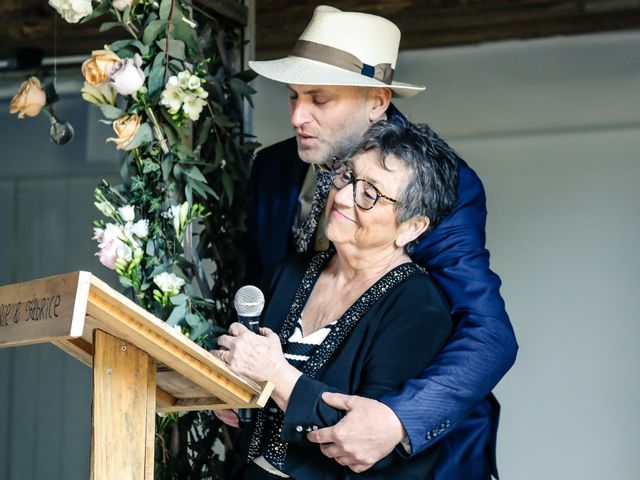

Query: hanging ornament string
left=53, top=11, right=57, bottom=92
left=47, top=10, right=75, bottom=145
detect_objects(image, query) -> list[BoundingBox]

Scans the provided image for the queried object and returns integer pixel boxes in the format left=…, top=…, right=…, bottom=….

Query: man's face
left=287, top=84, right=375, bottom=165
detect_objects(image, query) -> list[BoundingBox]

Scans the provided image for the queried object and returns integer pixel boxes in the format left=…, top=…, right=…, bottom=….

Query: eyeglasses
left=329, top=162, right=398, bottom=210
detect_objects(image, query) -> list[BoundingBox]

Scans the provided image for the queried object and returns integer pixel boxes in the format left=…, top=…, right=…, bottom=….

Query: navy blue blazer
left=246, top=106, right=518, bottom=479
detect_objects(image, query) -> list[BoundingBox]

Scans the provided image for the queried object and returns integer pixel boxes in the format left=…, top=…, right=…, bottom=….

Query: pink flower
left=96, top=239, right=120, bottom=270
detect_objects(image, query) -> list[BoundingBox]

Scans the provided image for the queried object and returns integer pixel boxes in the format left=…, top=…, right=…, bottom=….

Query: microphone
left=233, top=285, right=265, bottom=423
left=234, top=285, right=265, bottom=333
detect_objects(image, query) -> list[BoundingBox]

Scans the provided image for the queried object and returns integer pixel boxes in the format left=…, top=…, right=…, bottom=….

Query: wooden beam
left=92, top=329, right=156, bottom=480
left=194, top=0, right=248, bottom=27
left=253, top=1, right=640, bottom=59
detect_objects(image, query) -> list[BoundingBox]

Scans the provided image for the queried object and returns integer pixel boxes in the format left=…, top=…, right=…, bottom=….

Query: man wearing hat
left=245, top=5, right=517, bottom=479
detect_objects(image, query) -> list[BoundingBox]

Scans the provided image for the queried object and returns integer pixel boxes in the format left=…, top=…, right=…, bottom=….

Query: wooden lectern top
left=0, top=271, right=273, bottom=412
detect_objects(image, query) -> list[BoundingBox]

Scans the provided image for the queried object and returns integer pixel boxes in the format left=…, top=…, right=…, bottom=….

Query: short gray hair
left=342, top=121, right=459, bottom=248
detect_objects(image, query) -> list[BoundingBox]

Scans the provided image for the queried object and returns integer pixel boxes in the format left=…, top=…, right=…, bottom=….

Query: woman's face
left=325, top=149, right=410, bottom=252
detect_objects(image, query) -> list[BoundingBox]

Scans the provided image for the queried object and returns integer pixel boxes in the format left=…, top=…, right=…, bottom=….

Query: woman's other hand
left=213, top=409, right=240, bottom=428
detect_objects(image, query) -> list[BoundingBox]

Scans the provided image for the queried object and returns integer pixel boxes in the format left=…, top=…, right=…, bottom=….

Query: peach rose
left=82, top=50, right=120, bottom=86
left=107, top=114, right=141, bottom=150
left=10, top=77, right=47, bottom=119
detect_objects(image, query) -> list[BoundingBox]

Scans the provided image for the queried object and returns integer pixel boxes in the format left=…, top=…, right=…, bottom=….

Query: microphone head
left=233, top=285, right=265, bottom=317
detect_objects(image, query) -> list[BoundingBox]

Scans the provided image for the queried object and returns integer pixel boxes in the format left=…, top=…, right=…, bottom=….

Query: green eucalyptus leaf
left=99, top=105, right=126, bottom=120
left=185, top=167, right=207, bottom=183
left=185, top=311, right=201, bottom=328
left=190, top=180, right=218, bottom=201
left=234, top=69, right=259, bottom=83
left=162, top=123, right=179, bottom=147
left=197, top=117, right=213, bottom=146
left=143, top=19, right=169, bottom=44
left=214, top=142, right=224, bottom=167
left=229, top=77, right=256, bottom=97
left=185, top=183, right=193, bottom=205
left=161, top=155, right=173, bottom=181
left=212, top=115, right=235, bottom=128
left=172, top=13, right=198, bottom=58
left=99, top=22, right=121, bottom=32
left=173, top=163, right=185, bottom=179
left=221, top=172, right=234, bottom=204
left=159, top=0, right=172, bottom=21
left=109, top=39, right=149, bottom=56
left=118, top=276, right=134, bottom=289
left=166, top=303, right=187, bottom=326
left=170, top=293, right=189, bottom=306
left=124, top=123, right=154, bottom=151
left=148, top=52, right=166, bottom=99
left=190, top=320, right=210, bottom=339
left=80, top=1, right=111, bottom=23
left=146, top=239, right=155, bottom=256
left=148, top=263, right=170, bottom=279
left=122, top=5, right=132, bottom=24
left=156, top=39, right=186, bottom=60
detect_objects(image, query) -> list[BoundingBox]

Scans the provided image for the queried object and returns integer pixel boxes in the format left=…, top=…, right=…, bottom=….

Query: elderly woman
left=215, top=121, right=459, bottom=479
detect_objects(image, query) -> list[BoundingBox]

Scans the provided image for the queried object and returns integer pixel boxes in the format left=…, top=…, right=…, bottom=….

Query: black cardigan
left=244, top=252, right=453, bottom=480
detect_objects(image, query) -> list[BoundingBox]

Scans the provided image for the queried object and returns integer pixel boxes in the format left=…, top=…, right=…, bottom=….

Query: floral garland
left=10, top=2, right=256, bottom=474
left=12, top=0, right=258, bottom=344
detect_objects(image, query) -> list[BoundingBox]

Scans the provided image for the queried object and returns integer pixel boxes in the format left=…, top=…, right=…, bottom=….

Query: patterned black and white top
left=253, top=316, right=336, bottom=477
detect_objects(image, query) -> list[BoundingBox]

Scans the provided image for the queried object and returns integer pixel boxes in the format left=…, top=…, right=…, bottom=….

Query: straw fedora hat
left=249, top=5, right=425, bottom=97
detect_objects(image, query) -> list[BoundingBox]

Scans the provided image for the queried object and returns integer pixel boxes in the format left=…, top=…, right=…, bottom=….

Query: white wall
left=251, top=31, right=640, bottom=479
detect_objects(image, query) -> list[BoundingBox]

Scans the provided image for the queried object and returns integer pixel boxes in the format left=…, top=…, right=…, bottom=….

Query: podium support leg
left=91, top=329, right=156, bottom=480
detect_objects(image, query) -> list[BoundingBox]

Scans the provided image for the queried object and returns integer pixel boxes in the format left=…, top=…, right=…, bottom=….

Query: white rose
left=153, top=272, right=186, bottom=296
left=130, top=219, right=149, bottom=239
left=118, top=205, right=135, bottom=222
left=49, top=0, right=92, bottom=23
left=109, top=54, right=145, bottom=96
left=112, top=0, right=133, bottom=11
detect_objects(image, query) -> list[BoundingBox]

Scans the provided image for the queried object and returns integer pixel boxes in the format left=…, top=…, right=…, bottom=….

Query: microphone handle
left=237, top=314, right=260, bottom=333
left=237, top=314, right=261, bottom=423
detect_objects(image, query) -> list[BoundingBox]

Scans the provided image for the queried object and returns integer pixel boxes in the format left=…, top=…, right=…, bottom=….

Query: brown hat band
left=291, top=39, right=395, bottom=85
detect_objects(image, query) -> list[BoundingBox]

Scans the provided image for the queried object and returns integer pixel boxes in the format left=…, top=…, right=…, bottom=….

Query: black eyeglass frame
left=329, top=161, right=398, bottom=211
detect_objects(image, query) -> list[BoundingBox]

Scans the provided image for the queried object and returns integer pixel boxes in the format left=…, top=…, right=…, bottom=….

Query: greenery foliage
left=49, top=0, right=258, bottom=477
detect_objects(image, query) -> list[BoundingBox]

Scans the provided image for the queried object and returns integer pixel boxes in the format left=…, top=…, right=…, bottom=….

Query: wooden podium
left=0, top=272, right=273, bottom=479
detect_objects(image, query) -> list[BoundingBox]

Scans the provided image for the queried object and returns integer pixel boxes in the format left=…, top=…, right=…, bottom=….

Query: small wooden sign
left=0, top=271, right=90, bottom=348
